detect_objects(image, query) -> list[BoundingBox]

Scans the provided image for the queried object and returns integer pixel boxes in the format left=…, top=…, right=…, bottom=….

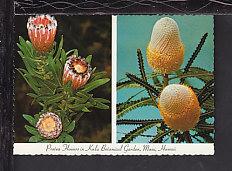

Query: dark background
left=14, top=15, right=112, bottom=143
left=13, top=15, right=232, bottom=171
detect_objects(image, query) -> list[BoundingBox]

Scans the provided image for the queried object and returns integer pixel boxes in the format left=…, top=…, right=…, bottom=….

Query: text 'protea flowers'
left=158, top=84, right=201, bottom=131
left=27, top=14, right=57, bottom=53
left=36, top=112, right=62, bottom=139
left=147, top=17, right=184, bottom=74
left=63, top=55, right=92, bottom=89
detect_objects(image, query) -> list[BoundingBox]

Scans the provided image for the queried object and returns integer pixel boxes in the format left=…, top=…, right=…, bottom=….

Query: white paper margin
left=14, top=143, right=214, bottom=155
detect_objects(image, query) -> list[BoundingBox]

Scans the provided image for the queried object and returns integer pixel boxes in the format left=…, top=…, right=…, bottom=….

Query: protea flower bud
left=27, top=14, right=57, bottom=53
left=146, top=17, right=184, bottom=74
left=36, top=112, right=62, bottom=139
left=158, top=84, right=201, bottom=131
left=63, top=55, right=92, bottom=89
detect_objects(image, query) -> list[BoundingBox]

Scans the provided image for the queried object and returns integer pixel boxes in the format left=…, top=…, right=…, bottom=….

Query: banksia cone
left=158, top=84, right=201, bottom=131
left=36, top=112, right=62, bottom=139
left=63, top=55, right=92, bottom=89
left=147, top=17, right=184, bottom=74
left=27, top=14, right=57, bottom=53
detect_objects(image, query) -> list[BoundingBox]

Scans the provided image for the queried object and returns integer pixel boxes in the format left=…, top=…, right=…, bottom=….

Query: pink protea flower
left=36, top=112, right=62, bottom=139
left=63, top=55, right=92, bottom=89
left=27, top=14, right=57, bottom=53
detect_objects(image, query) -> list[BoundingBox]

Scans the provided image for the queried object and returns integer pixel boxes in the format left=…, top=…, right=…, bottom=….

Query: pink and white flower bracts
left=63, top=55, right=92, bottom=89
left=27, top=14, right=57, bottom=53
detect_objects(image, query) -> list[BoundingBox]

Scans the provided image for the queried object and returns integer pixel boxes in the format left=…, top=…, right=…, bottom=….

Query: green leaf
left=61, top=49, right=67, bottom=65
left=55, top=133, right=66, bottom=143
left=137, top=49, right=147, bottom=81
left=23, top=114, right=36, bottom=126
left=65, top=121, right=75, bottom=133
left=17, top=51, right=37, bottom=69
left=94, top=101, right=109, bottom=110
left=180, top=33, right=208, bottom=83
left=33, top=78, right=54, bottom=94
left=82, top=78, right=110, bottom=92
left=68, top=104, right=86, bottom=110
left=198, top=79, right=214, bottom=104
left=117, top=97, right=154, bottom=119
left=73, top=49, right=78, bottom=56
left=47, top=54, right=62, bottom=86
left=45, top=93, right=64, bottom=106
left=55, top=36, right=63, bottom=59
left=126, top=73, right=159, bottom=97
left=149, top=129, right=174, bottom=143
left=197, top=132, right=214, bottom=143
left=137, top=49, right=156, bottom=101
left=26, top=40, right=34, bottom=53
left=117, top=119, right=162, bottom=125
left=82, top=107, right=91, bottom=112
left=196, top=123, right=214, bottom=131
left=17, top=68, right=40, bottom=94
left=66, top=49, right=78, bottom=56
left=174, top=67, right=213, bottom=83
left=19, top=36, right=33, bottom=58
left=200, top=110, right=214, bottom=119
left=93, top=98, right=110, bottom=104
left=54, top=58, right=63, bottom=78
left=29, top=135, right=42, bottom=143
left=76, top=91, right=92, bottom=101
left=118, top=123, right=156, bottom=143
left=27, top=93, right=38, bottom=98
left=34, top=114, right=40, bottom=121
left=201, top=96, right=214, bottom=111
left=64, top=134, right=75, bottom=143
left=25, top=125, right=39, bottom=136
left=117, top=80, right=142, bottom=90
left=90, top=71, right=107, bottom=81
left=86, top=55, right=92, bottom=64
left=63, top=80, right=73, bottom=95
left=40, top=139, right=55, bottom=143
left=200, top=89, right=214, bottom=106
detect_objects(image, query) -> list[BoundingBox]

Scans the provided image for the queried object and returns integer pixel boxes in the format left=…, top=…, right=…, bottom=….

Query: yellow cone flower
left=147, top=17, right=184, bottom=74
left=158, top=84, right=201, bottom=131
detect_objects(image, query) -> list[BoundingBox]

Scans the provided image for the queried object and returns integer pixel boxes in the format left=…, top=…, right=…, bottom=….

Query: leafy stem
left=137, top=49, right=157, bottom=104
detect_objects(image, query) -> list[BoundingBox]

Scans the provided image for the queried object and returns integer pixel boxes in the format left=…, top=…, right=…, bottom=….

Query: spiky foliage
left=117, top=33, right=215, bottom=143
left=18, top=36, right=110, bottom=143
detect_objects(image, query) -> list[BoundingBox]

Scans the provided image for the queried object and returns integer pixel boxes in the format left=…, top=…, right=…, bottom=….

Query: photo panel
left=116, top=15, right=214, bottom=146
left=14, top=15, right=112, bottom=144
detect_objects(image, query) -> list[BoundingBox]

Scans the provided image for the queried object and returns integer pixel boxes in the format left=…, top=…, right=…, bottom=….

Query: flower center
left=40, top=117, right=56, bottom=132
left=72, top=60, right=88, bottom=74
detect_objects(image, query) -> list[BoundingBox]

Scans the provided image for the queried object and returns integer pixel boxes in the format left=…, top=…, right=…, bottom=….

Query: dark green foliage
left=198, top=79, right=214, bottom=105
left=117, top=33, right=214, bottom=143
left=18, top=36, right=110, bottom=143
